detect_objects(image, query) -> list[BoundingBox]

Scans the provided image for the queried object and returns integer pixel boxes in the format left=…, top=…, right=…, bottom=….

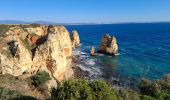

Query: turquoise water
left=66, top=23, right=170, bottom=86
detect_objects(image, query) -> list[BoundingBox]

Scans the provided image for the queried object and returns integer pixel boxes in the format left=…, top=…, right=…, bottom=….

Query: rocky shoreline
left=72, top=56, right=90, bottom=79
left=2, top=24, right=169, bottom=100
left=0, top=24, right=120, bottom=99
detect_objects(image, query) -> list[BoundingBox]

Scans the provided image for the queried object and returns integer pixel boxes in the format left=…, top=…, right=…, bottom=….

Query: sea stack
left=90, top=46, right=95, bottom=56
left=71, top=30, right=80, bottom=48
left=98, top=34, right=118, bottom=55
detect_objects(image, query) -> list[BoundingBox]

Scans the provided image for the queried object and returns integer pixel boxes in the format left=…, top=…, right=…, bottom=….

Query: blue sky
left=0, top=0, right=170, bottom=23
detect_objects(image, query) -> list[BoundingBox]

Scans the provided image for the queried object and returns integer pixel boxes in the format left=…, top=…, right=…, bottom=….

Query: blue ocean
left=65, top=23, right=170, bottom=87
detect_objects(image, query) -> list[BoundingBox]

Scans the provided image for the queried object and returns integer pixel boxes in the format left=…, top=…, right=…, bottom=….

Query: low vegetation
left=0, top=88, right=37, bottom=100
left=19, top=23, right=41, bottom=28
left=51, top=80, right=118, bottom=100
left=0, top=25, right=11, bottom=35
left=50, top=75, right=170, bottom=100
left=138, top=74, right=170, bottom=100
left=19, top=37, right=36, bottom=51
left=0, top=24, right=40, bottom=36
left=28, top=71, right=51, bottom=91
left=0, top=74, right=38, bottom=100
left=0, top=70, right=170, bottom=99
left=0, top=87, right=20, bottom=99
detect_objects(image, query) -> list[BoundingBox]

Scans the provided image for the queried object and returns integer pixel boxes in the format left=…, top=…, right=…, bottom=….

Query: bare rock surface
left=0, top=25, right=73, bottom=83
left=0, top=74, right=45, bottom=99
left=98, top=34, right=118, bottom=55
left=90, top=46, right=95, bottom=56
left=71, top=30, right=80, bottom=48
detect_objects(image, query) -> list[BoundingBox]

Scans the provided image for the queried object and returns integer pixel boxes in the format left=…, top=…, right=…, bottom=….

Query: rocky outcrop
left=33, top=26, right=72, bottom=81
left=98, top=34, right=118, bottom=55
left=71, top=30, right=80, bottom=48
left=0, top=25, right=73, bottom=82
left=90, top=46, right=95, bottom=56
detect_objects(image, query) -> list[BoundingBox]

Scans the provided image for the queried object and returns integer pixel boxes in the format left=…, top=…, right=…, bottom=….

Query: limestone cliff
left=98, top=34, right=118, bottom=55
left=0, top=25, right=73, bottom=82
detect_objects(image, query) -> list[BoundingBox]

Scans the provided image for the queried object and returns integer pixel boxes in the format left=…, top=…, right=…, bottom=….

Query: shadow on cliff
left=31, top=26, right=53, bottom=60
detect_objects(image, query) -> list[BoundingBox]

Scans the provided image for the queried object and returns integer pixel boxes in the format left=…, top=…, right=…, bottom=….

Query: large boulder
left=98, top=34, right=118, bottom=55
left=71, top=30, right=80, bottom=48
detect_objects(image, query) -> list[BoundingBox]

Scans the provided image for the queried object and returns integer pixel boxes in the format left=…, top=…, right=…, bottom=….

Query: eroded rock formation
left=98, top=34, right=118, bottom=55
left=90, top=46, right=95, bottom=56
left=71, top=30, right=80, bottom=48
left=0, top=25, right=73, bottom=82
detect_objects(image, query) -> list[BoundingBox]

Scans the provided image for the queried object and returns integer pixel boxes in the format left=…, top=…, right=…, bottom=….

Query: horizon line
left=0, top=19, right=170, bottom=25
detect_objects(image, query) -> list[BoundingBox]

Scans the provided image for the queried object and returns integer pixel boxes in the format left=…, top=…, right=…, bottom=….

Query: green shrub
left=0, top=88, right=20, bottom=99
left=13, top=96, right=37, bottom=100
left=52, top=80, right=93, bottom=100
left=158, top=74, right=170, bottom=92
left=118, top=89, right=141, bottom=100
left=30, top=71, right=51, bottom=89
left=0, top=88, right=37, bottom=100
left=138, top=79, right=152, bottom=95
left=51, top=80, right=118, bottom=100
left=138, top=79, right=161, bottom=96
left=20, top=38, right=31, bottom=51
left=138, top=76, right=170, bottom=99
left=90, top=80, right=118, bottom=100
left=140, top=95, right=155, bottom=100
left=156, top=92, right=170, bottom=100
left=0, top=25, right=11, bottom=35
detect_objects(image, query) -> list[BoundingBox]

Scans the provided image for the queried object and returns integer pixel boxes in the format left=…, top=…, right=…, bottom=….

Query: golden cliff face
left=0, top=25, right=73, bottom=81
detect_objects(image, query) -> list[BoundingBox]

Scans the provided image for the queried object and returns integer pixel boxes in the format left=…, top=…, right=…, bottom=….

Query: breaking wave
left=73, top=48, right=102, bottom=79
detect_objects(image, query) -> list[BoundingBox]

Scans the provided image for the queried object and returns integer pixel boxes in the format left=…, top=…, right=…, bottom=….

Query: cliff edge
left=0, top=25, right=73, bottom=82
